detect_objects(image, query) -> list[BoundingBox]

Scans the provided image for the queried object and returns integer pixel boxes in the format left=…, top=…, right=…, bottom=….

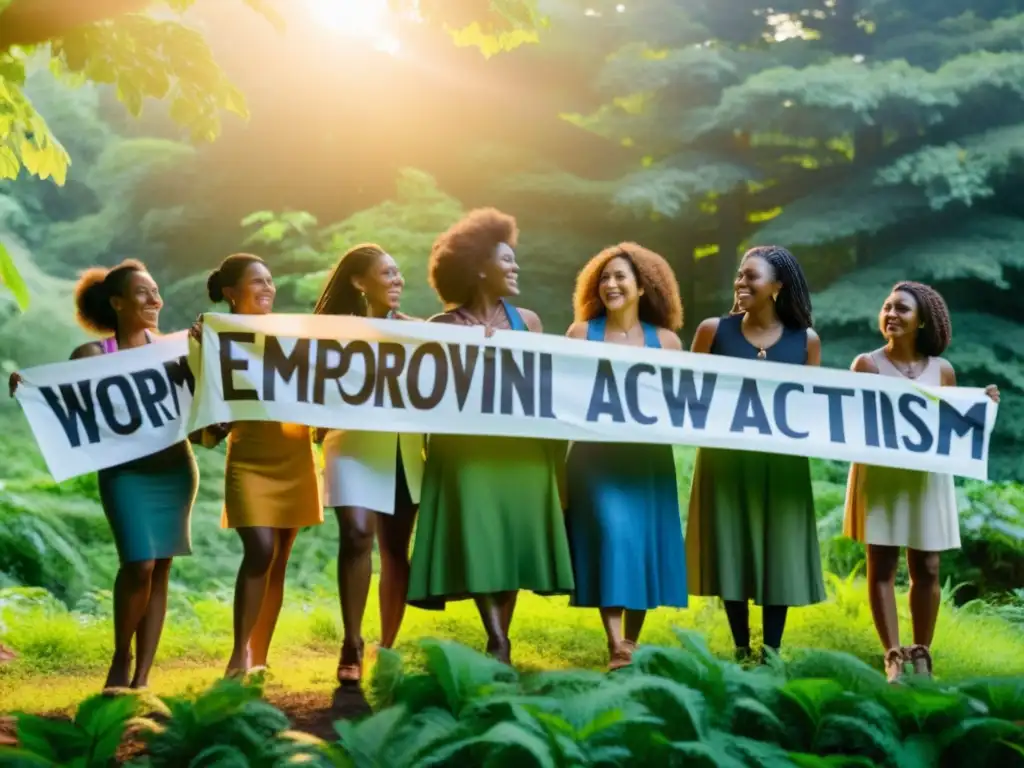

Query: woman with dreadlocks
left=685, top=245, right=825, bottom=663
left=406, top=208, right=575, bottom=664
left=312, top=244, right=425, bottom=684
left=844, top=282, right=998, bottom=682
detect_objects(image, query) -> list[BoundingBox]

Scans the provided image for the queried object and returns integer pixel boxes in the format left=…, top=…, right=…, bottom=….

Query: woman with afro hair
left=406, top=208, right=575, bottom=664
left=686, top=246, right=825, bottom=664
left=564, top=243, right=688, bottom=670
left=10, top=259, right=199, bottom=690
left=844, top=282, right=998, bottom=682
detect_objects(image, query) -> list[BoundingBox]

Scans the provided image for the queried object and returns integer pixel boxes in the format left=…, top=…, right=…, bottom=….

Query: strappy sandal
left=905, top=644, right=933, bottom=678
left=884, top=647, right=905, bottom=683
left=608, top=640, right=636, bottom=671
left=336, top=641, right=364, bottom=684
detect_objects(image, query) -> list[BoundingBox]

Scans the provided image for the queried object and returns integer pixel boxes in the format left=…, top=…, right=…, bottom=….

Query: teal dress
left=407, top=301, right=575, bottom=608
left=565, top=318, right=687, bottom=610
left=685, top=314, right=826, bottom=607
left=96, top=335, right=199, bottom=564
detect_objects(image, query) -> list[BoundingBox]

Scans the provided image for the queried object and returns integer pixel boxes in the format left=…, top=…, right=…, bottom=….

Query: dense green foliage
left=0, top=4, right=1021, bottom=741
left=4, top=637, right=1024, bottom=766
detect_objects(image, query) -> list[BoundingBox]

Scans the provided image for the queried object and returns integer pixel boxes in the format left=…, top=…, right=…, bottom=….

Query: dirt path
left=0, top=684, right=374, bottom=759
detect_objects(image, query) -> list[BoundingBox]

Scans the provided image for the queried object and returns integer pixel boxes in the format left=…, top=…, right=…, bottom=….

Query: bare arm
left=427, top=312, right=458, bottom=324
left=565, top=322, right=587, bottom=340
left=519, top=308, right=543, bottom=334
left=70, top=342, right=104, bottom=361
left=805, top=328, right=822, bottom=367
left=689, top=318, right=719, bottom=354
left=937, top=358, right=956, bottom=387
left=656, top=328, right=683, bottom=351
left=850, top=353, right=880, bottom=374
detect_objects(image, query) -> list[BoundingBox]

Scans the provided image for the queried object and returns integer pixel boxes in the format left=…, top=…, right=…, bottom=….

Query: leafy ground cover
left=3, top=573, right=1024, bottom=713
left=2, top=634, right=1023, bottom=767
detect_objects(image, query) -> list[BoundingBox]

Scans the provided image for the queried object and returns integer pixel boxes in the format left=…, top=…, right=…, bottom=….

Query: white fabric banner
left=189, top=313, right=999, bottom=480
left=14, top=332, right=194, bottom=482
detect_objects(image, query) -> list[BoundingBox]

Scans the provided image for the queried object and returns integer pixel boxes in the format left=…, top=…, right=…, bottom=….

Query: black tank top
left=710, top=313, right=808, bottom=365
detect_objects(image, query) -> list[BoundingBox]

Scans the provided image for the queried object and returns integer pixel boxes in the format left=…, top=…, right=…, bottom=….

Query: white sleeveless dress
left=843, top=351, right=960, bottom=552
left=322, top=431, right=424, bottom=513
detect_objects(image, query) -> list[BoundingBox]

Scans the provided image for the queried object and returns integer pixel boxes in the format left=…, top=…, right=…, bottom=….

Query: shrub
left=3, top=637, right=1023, bottom=767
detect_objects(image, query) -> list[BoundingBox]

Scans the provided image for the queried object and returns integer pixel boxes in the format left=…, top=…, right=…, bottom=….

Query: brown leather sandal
left=608, top=640, right=636, bottom=671
left=905, top=644, right=933, bottom=678
left=336, top=641, right=364, bottom=684
left=884, top=647, right=905, bottom=683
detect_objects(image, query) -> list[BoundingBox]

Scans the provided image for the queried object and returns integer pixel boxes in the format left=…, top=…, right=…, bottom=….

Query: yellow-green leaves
left=0, top=239, right=30, bottom=310
left=0, top=67, right=71, bottom=185
left=50, top=15, right=251, bottom=144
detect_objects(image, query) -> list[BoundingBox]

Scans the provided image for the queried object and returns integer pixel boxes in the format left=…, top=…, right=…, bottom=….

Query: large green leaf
left=0, top=239, right=29, bottom=311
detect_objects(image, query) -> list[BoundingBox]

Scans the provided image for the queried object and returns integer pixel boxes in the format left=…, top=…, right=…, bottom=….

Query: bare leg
left=131, top=558, right=172, bottom=688
left=500, top=591, right=518, bottom=635
left=377, top=503, right=416, bottom=649
left=336, top=507, right=374, bottom=678
left=475, top=593, right=511, bottom=663
left=624, top=610, right=647, bottom=645
left=249, top=528, right=299, bottom=668
left=866, top=544, right=903, bottom=681
left=906, top=549, right=941, bottom=676
left=600, top=607, right=632, bottom=668
left=227, top=528, right=277, bottom=675
left=105, top=560, right=156, bottom=689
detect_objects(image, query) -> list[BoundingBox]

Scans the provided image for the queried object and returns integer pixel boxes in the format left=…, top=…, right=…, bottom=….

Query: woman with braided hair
left=844, top=282, right=998, bottom=682
left=312, top=244, right=425, bottom=684
left=685, top=245, right=826, bottom=663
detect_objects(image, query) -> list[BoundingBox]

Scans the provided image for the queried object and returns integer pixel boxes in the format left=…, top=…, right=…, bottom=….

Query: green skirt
left=407, top=434, right=575, bottom=609
left=686, top=447, right=826, bottom=607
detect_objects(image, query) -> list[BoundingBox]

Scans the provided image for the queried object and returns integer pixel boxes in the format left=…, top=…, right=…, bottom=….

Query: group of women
left=7, top=207, right=1000, bottom=689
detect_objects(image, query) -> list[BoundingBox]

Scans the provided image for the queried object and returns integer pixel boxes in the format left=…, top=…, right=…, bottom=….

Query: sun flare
left=306, top=0, right=401, bottom=53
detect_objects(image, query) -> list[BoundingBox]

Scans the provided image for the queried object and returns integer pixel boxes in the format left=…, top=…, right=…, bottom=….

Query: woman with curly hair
left=406, top=208, right=575, bottom=663
left=686, top=245, right=825, bottom=663
left=564, top=243, right=688, bottom=670
left=312, top=244, right=425, bottom=684
left=843, top=282, right=998, bottom=682
left=10, top=259, right=198, bottom=690
left=200, top=253, right=323, bottom=677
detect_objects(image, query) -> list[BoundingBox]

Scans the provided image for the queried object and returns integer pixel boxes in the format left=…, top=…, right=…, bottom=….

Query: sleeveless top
left=438, top=299, right=527, bottom=332
left=100, top=331, right=152, bottom=354
left=586, top=316, right=661, bottom=348
left=710, top=313, right=807, bottom=365
left=503, top=300, right=527, bottom=332
left=869, top=349, right=941, bottom=386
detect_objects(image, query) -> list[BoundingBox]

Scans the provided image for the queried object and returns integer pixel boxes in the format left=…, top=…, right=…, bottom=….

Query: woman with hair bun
left=11, top=259, right=198, bottom=690
left=312, top=243, right=424, bottom=684
left=200, top=253, right=323, bottom=677
left=844, top=281, right=998, bottom=682
left=564, top=243, right=688, bottom=670
left=686, top=245, right=825, bottom=663
left=406, top=208, right=575, bottom=664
